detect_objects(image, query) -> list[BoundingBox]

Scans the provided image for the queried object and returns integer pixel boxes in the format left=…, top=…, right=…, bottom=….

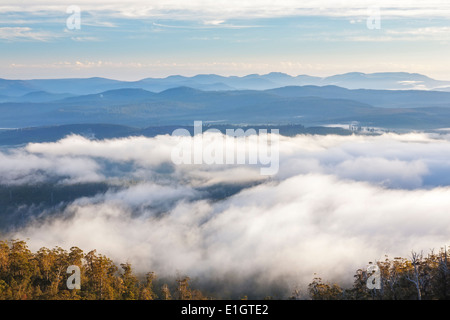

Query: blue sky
left=1, top=0, right=450, bottom=80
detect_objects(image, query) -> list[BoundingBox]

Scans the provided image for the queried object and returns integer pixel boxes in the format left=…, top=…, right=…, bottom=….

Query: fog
left=2, top=132, right=450, bottom=297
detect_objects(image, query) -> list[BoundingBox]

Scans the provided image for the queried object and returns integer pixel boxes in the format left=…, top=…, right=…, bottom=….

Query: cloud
left=3, top=131, right=450, bottom=297
left=11, top=173, right=450, bottom=297
left=0, top=148, right=103, bottom=185
left=152, top=22, right=262, bottom=30
left=2, top=1, right=450, bottom=20
left=0, top=27, right=58, bottom=41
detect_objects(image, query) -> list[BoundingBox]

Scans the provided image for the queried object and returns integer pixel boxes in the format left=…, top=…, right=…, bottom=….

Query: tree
left=8, top=239, right=36, bottom=299
left=140, top=272, right=157, bottom=300
left=429, top=247, right=450, bottom=299
left=405, top=251, right=423, bottom=300
left=84, top=250, right=118, bottom=300
left=161, top=283, right=172, bottom=300
left=120, top=262, right=139, bottom=300
left=308, top=276, right=343, bottom=300
left=176, top=276, right=192, bottom=300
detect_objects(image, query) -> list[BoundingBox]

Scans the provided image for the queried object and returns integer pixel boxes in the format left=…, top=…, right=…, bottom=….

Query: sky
left=1, top=0, right=450, bottom=80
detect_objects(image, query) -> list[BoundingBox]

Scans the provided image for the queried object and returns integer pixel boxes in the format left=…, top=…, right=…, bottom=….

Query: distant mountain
left=322, top=72, right=449, bottom=90
left=12, top=91, right=73, bottom=103
left=262, top=72, right=322, bottom=87
left=0, top=94, right=11, bottom=103
left=2, top=85, right=450, bottom=130
left=1, top=72, right=449, bottom=98
left=266, top=85, right=450, bottom=108
left=58, top=88, right=157, bottom=105
left=194, top=82, right=235, bottom=91
left=0, top=124, right=140, bottom=145
left=25, top=77, right=123, bottom=95
left=0, top=79, right=41, bottom=97
left=0, top=123, right=351, bottom=146
left=157, top=86, right=204, bottom=99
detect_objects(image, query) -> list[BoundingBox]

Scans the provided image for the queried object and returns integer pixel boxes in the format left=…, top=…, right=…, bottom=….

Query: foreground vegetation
left=0, top=239, right=207, bottom=300
left=0, top=239, right=449, bottom=300
left=307, top=247, right=450, bottom=300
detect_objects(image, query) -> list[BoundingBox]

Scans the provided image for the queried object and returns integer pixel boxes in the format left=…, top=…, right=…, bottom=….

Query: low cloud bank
left=2, top=132, right=450, bottom=297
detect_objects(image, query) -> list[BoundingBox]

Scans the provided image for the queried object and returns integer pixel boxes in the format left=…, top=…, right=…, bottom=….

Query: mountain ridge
left=2, top=72, right=450, bottom=97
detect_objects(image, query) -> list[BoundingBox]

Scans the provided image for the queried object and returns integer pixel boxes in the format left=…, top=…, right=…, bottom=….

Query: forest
left=306, top=247, right=450, bottom=300
left=0, top=239, right=449, bottom=300
left=0, top=239, right=206, bottom=300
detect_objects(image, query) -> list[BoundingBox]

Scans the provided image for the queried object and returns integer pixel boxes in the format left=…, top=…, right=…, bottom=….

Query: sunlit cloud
left=3, top=132, right=450, bottom=297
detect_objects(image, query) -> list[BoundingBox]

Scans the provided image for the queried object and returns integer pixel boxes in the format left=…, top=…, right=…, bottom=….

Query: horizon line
left=0, top=71, right=445, bottom=82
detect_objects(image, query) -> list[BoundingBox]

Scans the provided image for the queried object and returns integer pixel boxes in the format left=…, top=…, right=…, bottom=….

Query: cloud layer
left=2, top=131, right=450, bottom=297
left=3, top=1, right=450, bottom=19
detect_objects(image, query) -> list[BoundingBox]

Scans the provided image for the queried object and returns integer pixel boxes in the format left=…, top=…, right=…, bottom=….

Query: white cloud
left=2, top=0, right=450, bottom=19
left=12, top=172, right=450, bottom=297
left=4, top=131, right=450, bottom=297
left=0, top=27, right=58, bottom=41
left=0, top=149, right=103, bottom=185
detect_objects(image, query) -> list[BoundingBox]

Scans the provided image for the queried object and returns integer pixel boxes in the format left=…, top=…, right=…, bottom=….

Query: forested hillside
left=0, top=239, right=208, bottom=300
left=307, top=247, right=450, bottom=300
left=0, top=239, right=449, bottom=300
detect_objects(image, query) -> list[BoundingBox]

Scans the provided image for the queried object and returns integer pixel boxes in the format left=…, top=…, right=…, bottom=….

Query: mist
left=2, top=131, right=450, bottom=298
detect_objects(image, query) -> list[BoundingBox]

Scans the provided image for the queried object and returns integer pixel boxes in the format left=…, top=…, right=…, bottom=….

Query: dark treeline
left=1, top=239, right=450, bottom=300
left=0, top=124, right=353, bottom=146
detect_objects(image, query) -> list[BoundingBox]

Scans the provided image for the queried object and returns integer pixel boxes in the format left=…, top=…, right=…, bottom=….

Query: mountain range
left=2, top=72, right=450, bottom=100
left=2, top=72, right=450, bottom=145
left=1, top=84, right=450, bottom=130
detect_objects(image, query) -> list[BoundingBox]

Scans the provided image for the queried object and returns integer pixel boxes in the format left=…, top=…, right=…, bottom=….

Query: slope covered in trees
left=0, top=239, right=207, bottom=300
left=1, top=239, right=449, bottom=300
left=306, top=247, right=450, bottom=300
